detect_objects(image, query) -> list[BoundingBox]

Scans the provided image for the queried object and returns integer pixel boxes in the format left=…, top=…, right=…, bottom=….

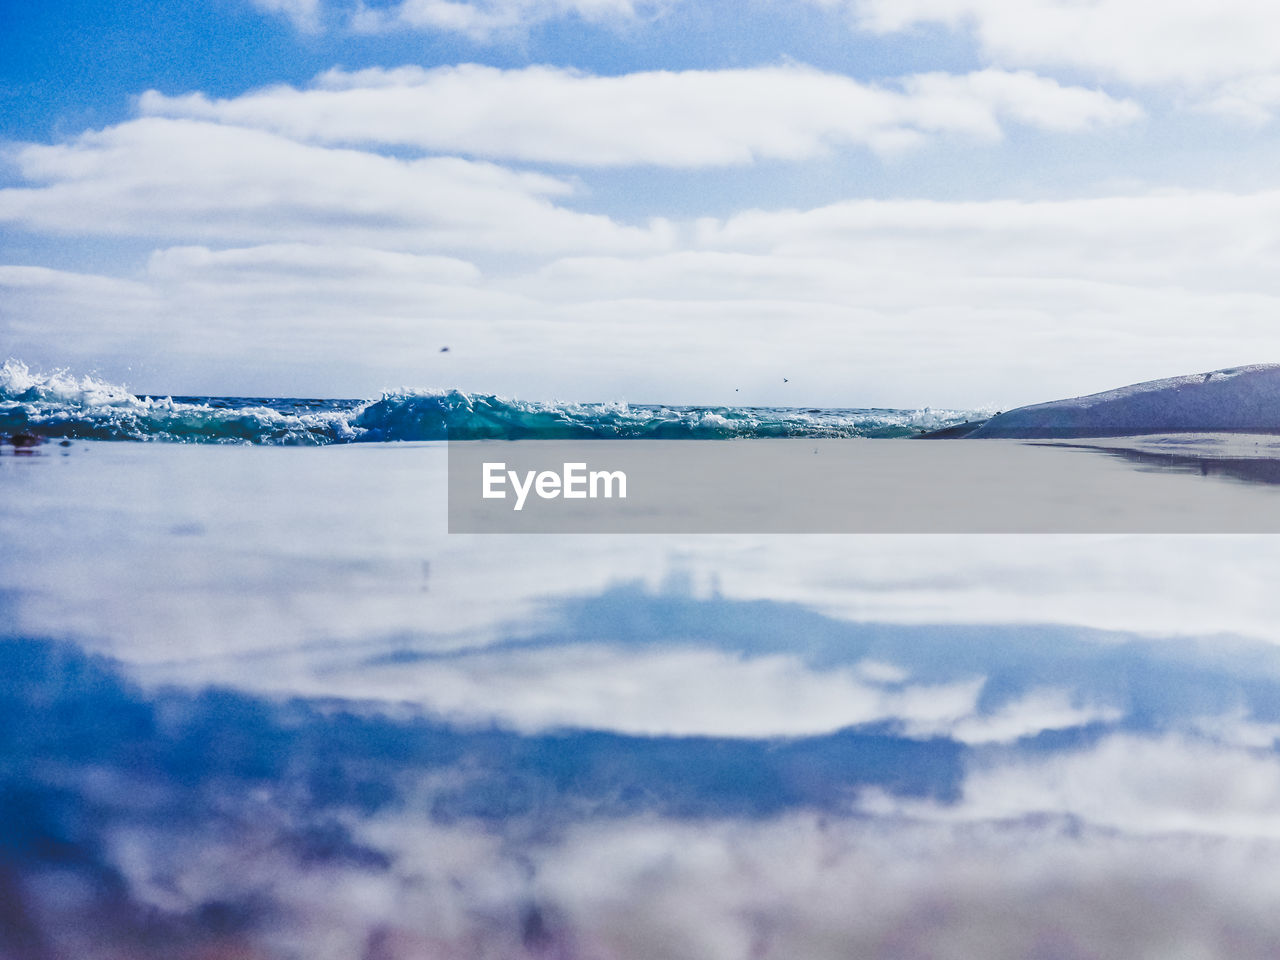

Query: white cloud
left=902, top=68, right=1141, bottom=133
left=0, top=117, right=668, bottom=255
left=0, top=265, right=162, bottom=358
left=0, top=264, right=154, bottom=303
left=139, top=243, right=516, bottom=358
left=13, top=185, right=1280, bottom=406
left=350, top=0, right=665, bottom=39
left=514, top=186, right=1280, bottom=402
left=0, top=245, right=546, bottom=400
left=138, top=64, right=1141, bottom=167
left=692, top=189, right=1280, bottom=297
left=247, top=0, right=323, bottom=31
left=839, top=0, right=1280, bottom=88
left=803, top=0, right=1280, bottom=121
left=146, top=242, right=482, bottom=287
left=4, top=93, right=1280, bottom=408
left=1200, top=74, right=1280, bottom=123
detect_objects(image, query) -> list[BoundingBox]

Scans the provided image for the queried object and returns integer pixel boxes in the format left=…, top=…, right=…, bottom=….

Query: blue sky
left=5, top=0, right=1280, bottom=404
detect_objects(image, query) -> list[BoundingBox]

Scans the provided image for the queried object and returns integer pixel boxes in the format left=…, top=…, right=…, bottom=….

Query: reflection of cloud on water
left=9, top=650, right=1280, bottom=960
left=526, top=816, right=1280, bottom=960
left=866, top=733, right=1280, bottom=839
left=135, top=581, right=1280, bottom=745
left=9, top=581, right=1280, bottom=958
left=324, top=644, right=988, bottom=738
left=945, top=687, right=1123, bottom=744
left=13, top=442, right=1280, bottom=660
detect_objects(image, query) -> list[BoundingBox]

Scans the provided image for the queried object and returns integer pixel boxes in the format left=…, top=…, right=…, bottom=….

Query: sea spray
left=1, top=359, right=977, bottom=444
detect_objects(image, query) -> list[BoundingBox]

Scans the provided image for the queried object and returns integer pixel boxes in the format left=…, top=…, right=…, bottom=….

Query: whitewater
left=0, top=360, right=973, bottom=444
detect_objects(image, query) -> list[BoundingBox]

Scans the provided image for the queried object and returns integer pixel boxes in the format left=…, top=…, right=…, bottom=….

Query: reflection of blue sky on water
left=7, top=443, right=1280, bottom=957
left=8, top=584, right=1280, bottom=958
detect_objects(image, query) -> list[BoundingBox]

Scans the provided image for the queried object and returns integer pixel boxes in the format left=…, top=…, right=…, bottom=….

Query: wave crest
left=1, top=360, right=973, bottom=444
left=0, top=360, right=356, bottom=444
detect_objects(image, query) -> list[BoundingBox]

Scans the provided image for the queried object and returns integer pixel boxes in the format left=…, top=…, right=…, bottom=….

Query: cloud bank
left=351, top=0, right=666, bottom=39
left=137, top=64, right=1140, bottom=166
left=841, top=0, right=1280, bottom=88
left=803, top=0, right=1280, bottom=121
left=0, top=117, right=665, bottom=254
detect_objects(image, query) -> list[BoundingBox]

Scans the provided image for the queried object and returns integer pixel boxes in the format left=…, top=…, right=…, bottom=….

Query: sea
left=6, top=358, right=1280, bottom=959
left=0, top=357, right=973, bottom=443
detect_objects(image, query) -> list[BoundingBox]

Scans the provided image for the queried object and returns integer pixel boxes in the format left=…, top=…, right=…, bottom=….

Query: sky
left=4, top=0, right=1280, bottom=404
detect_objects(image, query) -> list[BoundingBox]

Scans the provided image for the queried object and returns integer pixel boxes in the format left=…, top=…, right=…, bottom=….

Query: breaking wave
left=0, top=360, right=975, bottom=444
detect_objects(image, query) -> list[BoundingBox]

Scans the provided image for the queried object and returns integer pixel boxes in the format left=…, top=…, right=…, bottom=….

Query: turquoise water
left=0, top=358, right=974, bottom=443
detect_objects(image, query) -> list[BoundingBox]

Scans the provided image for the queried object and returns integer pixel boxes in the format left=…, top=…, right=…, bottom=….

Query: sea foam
left=1, top=359, right=972, bottom=444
